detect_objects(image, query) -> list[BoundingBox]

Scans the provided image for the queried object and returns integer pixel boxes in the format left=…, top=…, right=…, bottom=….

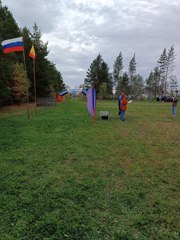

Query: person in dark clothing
left=118, top=92, right=124, bottom=116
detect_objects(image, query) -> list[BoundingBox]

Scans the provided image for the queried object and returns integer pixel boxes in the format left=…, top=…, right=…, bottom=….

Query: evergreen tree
left=116, top=72, right=130, bottom=95
left=146, top=67, right=161, bottom=99
left=146, top=71, right=155, bottom=99
left=113, top=52, right=123, bottom=90
left=0, top=2, right=21, bottom=104
left=153, top=67, right=161, bottom=97
left=0, top=4, right=64, bottom=105
left=30, top=23, right=50, bottom=97
left=167, top=46, right=177, bottom=95
left=129, top=54, right=136, bottom=83
left=133, top=74, right=144, bottom=98
left=101, top=61, right=113, bottom=95
left=128, top=54, right=137, bottom=97
left=23, top=24, right=64, bottom=99
left=169, top=75, right=178, bottom=96
left=146, top=71, right=154, bottom=90
left=157, top=48, right=168, bottom=94
left=84, top=54, right=112, bottom=96
left=157, top=46, right=176, bottom=95
left=99, top=82, right=108, bottom=99
left=22, top=26, right=35, bottom=99
left=84, top=55, right=101, bottom=90
left=47, top=62, right=65, bottom=97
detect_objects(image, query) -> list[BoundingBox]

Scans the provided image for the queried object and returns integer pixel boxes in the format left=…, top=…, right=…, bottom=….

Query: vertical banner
left=86, top=88, right=96, bottom=125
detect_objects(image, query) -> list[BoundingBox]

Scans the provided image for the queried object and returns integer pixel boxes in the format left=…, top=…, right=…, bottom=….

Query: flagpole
left=33, top=58, right=37, bottom=116
left=22, top=48, right=30, bottom=119
left=92, top=116, right=94, bottom=126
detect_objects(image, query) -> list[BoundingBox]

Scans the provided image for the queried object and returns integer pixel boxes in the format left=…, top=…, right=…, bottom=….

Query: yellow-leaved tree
left=11, top=63, right=30, bottom=104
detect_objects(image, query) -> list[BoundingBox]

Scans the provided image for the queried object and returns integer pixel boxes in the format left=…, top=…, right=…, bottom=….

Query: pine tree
left=146, top=67, right=161, bottom=99
left=0, top=3, right=21, bottom=105
left=128, top=54, right=137, bottom=97
left=113, top=52, right=123, bottom=90
left=47, top=62, right=64, bottom=97
left=84, top=54, right=102, bottom=90
left=158, top=46, right=176, bottom=95
left=84, top=54, right=112, bottom=96
left=146, top=71, right=154, bottom=99
left=23, top=24, right=64, bottom=99
left=133, top=74, right=144, bottom=98
left=116, top=72, right=129, bottom=95
left=30, top=23, right=50, bottom=97
left=99, top=82, right=108, bottom=99
left=101, top=61, right=113, bottom=95
left=169, top=75, right=178, bottom=96
left=167, top=46, right=177, bottom=95
left=153, top=67, right=161, bottom=97
left=22, top=26, right=35, bottom=99
left=157, top=48, right=168, bottom=94
left=129, top=54, right=136, bottom=83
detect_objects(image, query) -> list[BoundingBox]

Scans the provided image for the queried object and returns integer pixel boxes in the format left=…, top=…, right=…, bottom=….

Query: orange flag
left=29, top=45, right=36, bottom=59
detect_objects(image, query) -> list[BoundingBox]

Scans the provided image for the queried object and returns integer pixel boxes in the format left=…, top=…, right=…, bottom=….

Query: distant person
left=118, top=92, right=124, bottom=116
left=120, top=94, right=128, bottom=121
left=172, top=97, right=178, bottom=116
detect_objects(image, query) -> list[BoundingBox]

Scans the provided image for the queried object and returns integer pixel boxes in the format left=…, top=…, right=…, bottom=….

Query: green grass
left=0, top=99, right=179, bottom=239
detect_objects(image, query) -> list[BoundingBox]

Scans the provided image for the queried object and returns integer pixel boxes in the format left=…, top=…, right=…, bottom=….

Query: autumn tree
left=11, top=63, right=30, bottom=103
left=0, top=3, right=65, bottom=105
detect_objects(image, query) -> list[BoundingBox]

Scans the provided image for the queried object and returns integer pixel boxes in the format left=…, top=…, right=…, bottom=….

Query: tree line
left=0, top=1, right=64, bottom=106
left=84, top=49, right=178, bottom=99
left=1, top=1, right=178, bottom=105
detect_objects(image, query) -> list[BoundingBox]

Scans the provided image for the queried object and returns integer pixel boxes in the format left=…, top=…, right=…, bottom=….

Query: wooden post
left=23, top=49, right=30, bottom=119
left=33, top=58, right=37, bottom=116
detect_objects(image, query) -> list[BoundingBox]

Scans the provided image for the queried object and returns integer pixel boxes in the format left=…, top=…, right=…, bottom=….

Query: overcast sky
left=2, top=0, right=180, bottom=88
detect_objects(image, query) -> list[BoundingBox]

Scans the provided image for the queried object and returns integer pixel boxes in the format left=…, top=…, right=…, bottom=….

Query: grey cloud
left=3, top=0, right=64, bottom=32
left=2, top=0, right=180, bottom=87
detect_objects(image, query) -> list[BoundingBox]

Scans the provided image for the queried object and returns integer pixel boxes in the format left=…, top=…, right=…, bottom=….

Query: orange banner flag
left=29, top=45, right=36, bottom=59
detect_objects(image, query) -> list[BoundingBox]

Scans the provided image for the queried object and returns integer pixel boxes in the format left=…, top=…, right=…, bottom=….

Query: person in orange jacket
left=120, top=94, right=128, bottom=121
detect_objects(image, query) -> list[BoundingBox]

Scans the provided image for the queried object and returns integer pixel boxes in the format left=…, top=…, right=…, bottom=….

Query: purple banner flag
left=86, top=88, right=96, bottom=117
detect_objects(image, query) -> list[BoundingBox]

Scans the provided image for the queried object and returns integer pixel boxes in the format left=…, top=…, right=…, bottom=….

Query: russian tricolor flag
left=1, top=37, right=24, bottom=53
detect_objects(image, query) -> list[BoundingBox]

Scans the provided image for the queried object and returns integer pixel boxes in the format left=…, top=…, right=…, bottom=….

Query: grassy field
left=0, top=99, right=179, bottom=240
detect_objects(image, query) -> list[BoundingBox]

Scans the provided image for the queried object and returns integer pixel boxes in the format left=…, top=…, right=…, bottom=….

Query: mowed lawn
left=0, top=99, right=179, bottom=240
